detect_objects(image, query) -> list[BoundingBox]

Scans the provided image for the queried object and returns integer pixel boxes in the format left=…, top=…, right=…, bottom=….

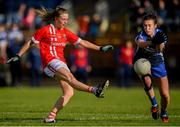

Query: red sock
left=47, top=111, right=56, bottom=119
left=88, top=86, right=97, bottom=94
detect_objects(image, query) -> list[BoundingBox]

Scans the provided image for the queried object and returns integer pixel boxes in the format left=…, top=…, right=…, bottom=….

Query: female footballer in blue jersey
left=133, top=13, right=170, bottom=123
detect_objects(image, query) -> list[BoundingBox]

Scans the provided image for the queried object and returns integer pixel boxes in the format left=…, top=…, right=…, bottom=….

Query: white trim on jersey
left=49, top=46, right=59, bottom=58
left=31, top=37, right=39, bottom=44
left=48, top=24, right=59, bottom=58
left=50, top=46, right=55, bottom=57
left=53, top=46, right=58, bottom=58
left=74, top=38, right=82, bottom=45
left=50, top=24, right=56, bottom=34
left=49, top=26, right=52, bottom=34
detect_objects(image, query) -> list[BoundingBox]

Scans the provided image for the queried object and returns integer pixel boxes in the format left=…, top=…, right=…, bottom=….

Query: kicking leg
left=55, top=67, right=109, bottom=98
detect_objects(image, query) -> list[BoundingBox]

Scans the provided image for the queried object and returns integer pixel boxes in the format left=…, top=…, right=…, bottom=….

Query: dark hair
left=36, top=5, right=68, bottom=21
left=143, top=12, right=158, bottom=24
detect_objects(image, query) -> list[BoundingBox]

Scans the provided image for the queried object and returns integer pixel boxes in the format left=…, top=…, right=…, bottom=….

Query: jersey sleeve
left=31, top=28, right=45, bottom=44
left=64, top=28, right=81, bottom=45
left=135, top=31, right=145, bottom=42
left=152, top=30, right=168, bottom=45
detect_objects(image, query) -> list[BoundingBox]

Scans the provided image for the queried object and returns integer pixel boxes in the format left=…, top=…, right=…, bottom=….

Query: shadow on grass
left=0, top=117, right=43, bottom=122
left=0, top=117, right=135, bottom=122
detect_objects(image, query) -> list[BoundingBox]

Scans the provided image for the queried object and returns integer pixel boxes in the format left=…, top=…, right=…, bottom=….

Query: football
left=134, top=58, right=151, bottom=75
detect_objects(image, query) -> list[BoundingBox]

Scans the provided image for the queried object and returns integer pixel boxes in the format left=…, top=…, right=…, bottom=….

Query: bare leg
left=46, top=80, right=74, bottom=120
left=141, top=75, right=156, bottom=101
left=52, top=80, right=74, bottom=113
left=140, top=74, right=159, bottom=120
left=44, top=67, right=109, bottom=123
left=55, top=67, right=94, bottom=92
left=154, top=76, right=170, bottom=122
left=155, top=76, right=170, bottom=110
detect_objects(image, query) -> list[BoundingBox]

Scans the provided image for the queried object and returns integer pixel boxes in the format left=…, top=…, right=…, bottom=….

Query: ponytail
left=36, top=5, right=68, bottom=21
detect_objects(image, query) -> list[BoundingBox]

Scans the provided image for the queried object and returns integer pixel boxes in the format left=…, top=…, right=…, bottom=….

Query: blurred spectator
left=5, top=0, right=24, bottom=26
left=23, top=7, right=36, bottom=30
left=156, top=0, right=168, bottom=31
left=129, top=0, right=146, bottom=32
left=0, top=24, right=9, bottom=86
left=17, top=3, right=27, bottom=26
left=27, top=47, right=42, bottom=87
left=88, top=14, right=101, bottom=39
left=167, top=55, right=177, bottom=81
left=69, top=45, right=91, bottom=83
left=129, top=0, right=180, bottom=32
left=77, top=14, right=90, bottom=38
left=62, top=0, right=79, bottom=34
left=0, top=1, right=6, bottom=23
left=115, top=40, right=134, bottom=87
left=95, top=0, right=109, bottom=36
left=7, top=23, right=24, bottom=86
left=0, top=24, right=8, bottom=64
left=143, top=0, right=154, bottom=12
left=169, top=0, right=180, bottom=32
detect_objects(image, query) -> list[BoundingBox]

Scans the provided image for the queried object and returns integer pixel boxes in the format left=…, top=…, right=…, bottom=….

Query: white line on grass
left=1, top=112, right=180, bottom=118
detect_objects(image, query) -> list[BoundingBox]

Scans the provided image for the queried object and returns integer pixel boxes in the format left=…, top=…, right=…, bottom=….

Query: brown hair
left=36, top=5, right=68, bottom=21
left=143, top=12, right=158, bottom=24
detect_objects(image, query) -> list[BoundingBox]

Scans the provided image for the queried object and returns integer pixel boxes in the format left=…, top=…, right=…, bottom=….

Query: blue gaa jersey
left=133, top=29, right=168, bottom=78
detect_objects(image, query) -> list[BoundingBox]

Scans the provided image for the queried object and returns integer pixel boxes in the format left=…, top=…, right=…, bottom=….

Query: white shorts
left=44, top=59, right=70, bottom=78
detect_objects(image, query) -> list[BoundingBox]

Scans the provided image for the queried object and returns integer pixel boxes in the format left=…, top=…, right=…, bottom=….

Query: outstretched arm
left=7, top=40, right=35, bottom=63
left=17, top=40, right=34, bottom=57
left=79, top=39, right=114, bottom=52
left=79, top=40, right=100, bottom=50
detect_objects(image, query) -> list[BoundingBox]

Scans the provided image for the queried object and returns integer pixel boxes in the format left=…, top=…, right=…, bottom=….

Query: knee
left=66, top=73, right=77, bottom=85
left=141, top=74, right=152, bottom=91
left=65, top=89, right=74, bottom=98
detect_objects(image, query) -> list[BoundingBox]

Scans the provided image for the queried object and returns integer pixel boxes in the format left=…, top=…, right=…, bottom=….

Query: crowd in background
left=129, top=0, right=180, bottom=33
left=0, top=0, right=180, bottom=87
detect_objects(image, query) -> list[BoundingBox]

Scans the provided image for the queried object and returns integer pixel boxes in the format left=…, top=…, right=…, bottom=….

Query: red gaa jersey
left=31, top=24, right=81, bottom=68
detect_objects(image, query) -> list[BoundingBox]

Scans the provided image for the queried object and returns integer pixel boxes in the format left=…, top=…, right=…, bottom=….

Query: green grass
left=0, top=86, right=180, bottom=126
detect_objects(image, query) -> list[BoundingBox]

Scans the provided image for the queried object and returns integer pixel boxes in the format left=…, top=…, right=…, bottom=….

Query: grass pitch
left=0, top=86, right=180, bottom=126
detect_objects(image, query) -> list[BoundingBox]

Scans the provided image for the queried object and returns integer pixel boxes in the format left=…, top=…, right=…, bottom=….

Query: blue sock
left=151, top=97, right=157, bottom=107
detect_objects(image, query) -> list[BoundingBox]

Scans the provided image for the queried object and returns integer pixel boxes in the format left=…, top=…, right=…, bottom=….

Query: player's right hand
left=6, top=55, right=20, bottom=64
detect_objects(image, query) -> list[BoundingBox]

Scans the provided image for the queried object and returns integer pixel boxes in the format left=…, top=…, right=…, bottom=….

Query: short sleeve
left=153, top=31, right=168, bottom=45
left=64, top=28, right=81, bottom=45
left=31, top=28, right=45, bottom=44
left=135, top=31, right=145, bottom=42
left=159, top=31, right=168, bottom=44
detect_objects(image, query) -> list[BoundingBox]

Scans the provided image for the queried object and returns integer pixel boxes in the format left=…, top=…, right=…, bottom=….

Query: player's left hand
left=100, top=45, right=114, bottom=52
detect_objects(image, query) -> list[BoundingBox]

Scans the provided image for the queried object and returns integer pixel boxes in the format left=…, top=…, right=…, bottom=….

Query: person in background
left=27, top=46, right=42, bottom=87
left=70, top=45, right=91, bottom=83
left=0, top=24, right=8, bottom=86
left=77, top=14, right=90, bottom=38
left=7, top=23, right=24, bottom=86
left=116, top=40, right=134, bottom=87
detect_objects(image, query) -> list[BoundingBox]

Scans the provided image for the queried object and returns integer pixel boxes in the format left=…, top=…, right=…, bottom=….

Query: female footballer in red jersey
left=7, top=5, right=113, bottom=123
